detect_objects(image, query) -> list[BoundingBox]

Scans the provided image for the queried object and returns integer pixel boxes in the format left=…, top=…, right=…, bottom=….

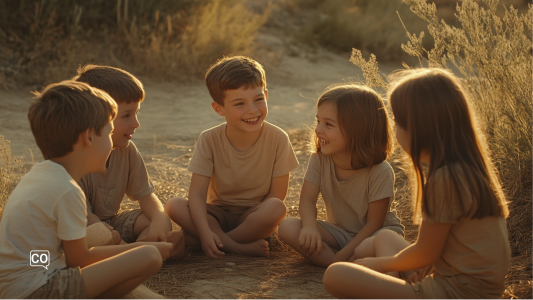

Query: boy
left=73, top=65, right=176, bottom=245
left=165, top=56, right=299, bottom=259
left=0, top=81, right=172, bottom=298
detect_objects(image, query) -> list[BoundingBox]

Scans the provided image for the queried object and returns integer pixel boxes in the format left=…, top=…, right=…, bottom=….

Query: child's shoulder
left=372, top=160, right=393, bottom=174
left=197, top=123, right=226, bottom=140
left=262, top=121, right=292, bottom=142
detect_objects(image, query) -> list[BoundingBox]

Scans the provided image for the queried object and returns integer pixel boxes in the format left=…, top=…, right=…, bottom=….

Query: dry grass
left=351, top=0, right=532, bottom=297
left=0, top=0, right=272, bottom=90
left=0, top=136, right=29, bottom=220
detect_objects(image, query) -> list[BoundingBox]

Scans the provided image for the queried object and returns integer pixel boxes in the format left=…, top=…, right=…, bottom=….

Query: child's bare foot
left=167, top=230, right=186, bottom=260
left=235, top=239, right=270, bottom=257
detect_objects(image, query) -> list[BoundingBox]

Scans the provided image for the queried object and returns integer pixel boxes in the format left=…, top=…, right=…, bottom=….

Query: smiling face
left=315, top=102, right=348, bottom=157
left=212, top=85, right=268, bottom=134
left=112, top=101, right=141, bottom=148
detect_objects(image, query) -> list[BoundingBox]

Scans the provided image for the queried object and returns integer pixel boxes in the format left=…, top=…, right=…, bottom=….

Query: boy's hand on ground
left=299, top=227, right=323, bottom=256
left=200, top=231, right=225, bottom=259
left=101, top=222, right=122, bottom=245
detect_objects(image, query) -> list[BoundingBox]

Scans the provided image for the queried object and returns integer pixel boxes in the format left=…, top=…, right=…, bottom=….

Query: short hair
left=313, top=84, right=393, bottom=170
left=29, top=80, right=118, bottom=160
left=73, top=64, right=144, bottom=104
left=205, top=56, right=266, bottom=106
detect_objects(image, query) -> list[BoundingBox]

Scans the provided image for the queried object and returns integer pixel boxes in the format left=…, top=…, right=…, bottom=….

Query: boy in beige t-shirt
left=166, top=56, right=299, bottom=258
left=74, top=65, right=179, bottom=247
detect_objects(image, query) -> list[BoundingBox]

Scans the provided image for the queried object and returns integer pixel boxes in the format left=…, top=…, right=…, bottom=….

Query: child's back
left=0, top=160, right=86, bottom=298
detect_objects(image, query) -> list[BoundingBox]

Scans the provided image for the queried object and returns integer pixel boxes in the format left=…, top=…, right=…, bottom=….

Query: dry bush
left=0, top=136, right=27, bottom=220
left=351, top=0, right=532, bottom=297
left=0, top=0, right=272, bottom=90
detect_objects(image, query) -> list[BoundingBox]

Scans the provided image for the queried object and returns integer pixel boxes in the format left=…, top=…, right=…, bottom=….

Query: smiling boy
left=73, top=65, right=180, bottom=248
left=165, top=56, right=299, bottom=258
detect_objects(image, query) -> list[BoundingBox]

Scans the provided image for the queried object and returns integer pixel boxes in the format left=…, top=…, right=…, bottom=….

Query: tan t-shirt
left=421, top=166, right=511, bottom=298
left=304, top=152, right=402, bottom=235
left=0, top=161, right=87, bottom=299
left=79, top=142, right=154, bottom=220
left=188, top=122, right=299, bottom=207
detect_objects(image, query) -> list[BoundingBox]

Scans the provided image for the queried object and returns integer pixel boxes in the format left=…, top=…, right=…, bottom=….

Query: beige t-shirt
left=0, top=161, right=87, bottom=299
left=79, top=141, right=154, bottom=220
left=304, top=152, right=402, bottom=234
left=188, top=122, right=299, bottom=207
left=421, top=166, right=511, bottom=298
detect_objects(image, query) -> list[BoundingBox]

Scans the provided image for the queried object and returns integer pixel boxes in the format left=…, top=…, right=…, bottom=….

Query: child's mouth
left=242, top=116, right=260, bottom=125
left=125, top=134, right=133, bottom=139
left=320, top=138, right=329, bottom=146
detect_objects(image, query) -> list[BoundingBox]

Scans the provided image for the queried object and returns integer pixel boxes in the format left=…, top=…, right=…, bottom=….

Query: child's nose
left=132, top=116, right=140, bottom=128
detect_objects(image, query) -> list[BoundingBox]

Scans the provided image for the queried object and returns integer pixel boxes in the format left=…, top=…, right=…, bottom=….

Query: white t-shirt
left=0, top=160, right=87, bottom=299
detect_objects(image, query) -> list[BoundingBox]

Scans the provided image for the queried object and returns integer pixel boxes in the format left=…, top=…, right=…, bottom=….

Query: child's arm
left=263, top=173, right=290, bottom=201
left=333, top=198, right=389, bottom=262
left=63, top=237, right=173, bottom=268
left=138, top=193, right=172, bottom=242
left=86, top=210, right=103, bottom=226
left=188, top=173, right=224, bottom=259
left=354, top=221, right=452, bottom=272
left=298, top=180, right=323, bottom=256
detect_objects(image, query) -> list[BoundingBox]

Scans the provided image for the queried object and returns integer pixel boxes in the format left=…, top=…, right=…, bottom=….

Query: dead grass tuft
left=0, top=136, right=29, bottom=220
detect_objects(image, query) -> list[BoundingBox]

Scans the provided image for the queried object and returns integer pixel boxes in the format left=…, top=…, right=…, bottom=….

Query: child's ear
left=79, top=128, right=94, bottom=147
left=264, top=89, right=268, bottom=100
left=211, top=101, right=225, bottom=116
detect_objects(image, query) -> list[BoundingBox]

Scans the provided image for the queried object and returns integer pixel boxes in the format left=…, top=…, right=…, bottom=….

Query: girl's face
left=315, top=102, right=348, bottom=157
left=394, top=121, right=410, bottom=155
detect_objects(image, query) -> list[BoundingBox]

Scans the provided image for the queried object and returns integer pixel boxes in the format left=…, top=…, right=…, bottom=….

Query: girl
left=278, top=84, right=404, bottom=268
left=322, top=68, right=511, bottom=298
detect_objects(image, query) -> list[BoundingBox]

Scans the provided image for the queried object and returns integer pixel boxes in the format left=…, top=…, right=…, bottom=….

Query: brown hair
left=29, top=80, right=118, bottom=160
left=205, top=56, right=266, bottom=106
left=389, top=68, right=509, bottom=223
left=313, top=84, right=393, bottom=170
left=73, top=64, right=144, bottom=104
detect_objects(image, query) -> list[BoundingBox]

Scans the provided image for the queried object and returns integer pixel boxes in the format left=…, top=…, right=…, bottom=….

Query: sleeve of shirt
left=368, top=162, right=395, bottom=203
left=272, top=130, right=299, bottom=177
left=78, top=175, right=94, bottom=214
left=423, top=166, right=472, bottom=224
left=187, top=131, right=214, bottom=177
left=126, top=143, right=155, bottom=201
left=56, top=188, right=88, bottom=241
left=303, top=153, right=321, bottom=187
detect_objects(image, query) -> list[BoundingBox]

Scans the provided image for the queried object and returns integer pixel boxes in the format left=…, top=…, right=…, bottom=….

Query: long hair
left=312, top=84, right=393, bottom=170
left=389, top=68, right=508, bottom=223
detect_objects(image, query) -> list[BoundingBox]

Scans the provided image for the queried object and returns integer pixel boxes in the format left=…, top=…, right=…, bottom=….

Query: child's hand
left=298, top=227, right=323, bottom=256
left=102, top=222, right=122, bottom=245
left=147, top=218, right=172, bottom=242
left=152, top=242, right=173, bottom=261
left=200, top=231, right=225, bottom=259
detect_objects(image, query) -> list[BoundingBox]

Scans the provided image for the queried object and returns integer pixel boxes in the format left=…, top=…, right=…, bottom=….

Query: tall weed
left=0, top=136, right=26, bottom=221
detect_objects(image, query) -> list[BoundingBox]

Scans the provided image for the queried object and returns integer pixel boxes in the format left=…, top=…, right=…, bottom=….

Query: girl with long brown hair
left=323, top=68, right=510, bottom=298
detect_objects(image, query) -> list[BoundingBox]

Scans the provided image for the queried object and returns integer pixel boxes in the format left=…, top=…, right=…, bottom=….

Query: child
left=165, top=56, right=299, bottom=259
left=277, top=84, right=404, bottom=268
left=0, top=81, right=173, bottom=298
left=73, top=65, right=177, bottom=246
left=323, top=68, right=511, bottom=299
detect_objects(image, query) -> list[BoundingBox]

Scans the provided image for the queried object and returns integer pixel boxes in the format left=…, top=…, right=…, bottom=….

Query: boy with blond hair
left=0, top=81, right=172, bottom=298
left=165, top=56, right=299, bottom=258
left=73, top=65, right=181, bottom=247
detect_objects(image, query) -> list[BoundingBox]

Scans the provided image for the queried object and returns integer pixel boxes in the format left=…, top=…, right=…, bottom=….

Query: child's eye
left=123, top=114, right=130, bottom=118
left=256, top=98, right=264, bottom=101
left=234, top=102, right=243, bottom=106
left=326, top=123, right=333, bottom=127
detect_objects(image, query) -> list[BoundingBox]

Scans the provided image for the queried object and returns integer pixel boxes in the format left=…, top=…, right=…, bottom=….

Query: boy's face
left=212, top=86, right=268, bottom=134
left=112, top=101, right=141, bottom=148
left=92, top=121, right=114, bottom=172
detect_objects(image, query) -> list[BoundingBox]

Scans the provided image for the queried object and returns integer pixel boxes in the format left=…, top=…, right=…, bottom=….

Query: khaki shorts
left=317, top=220, right=404, bottom=249
left=106, top=209, right=143, bottom=243
left=206, top=203, right=257, bottom=232
left=26, top=267, right=86, bottom=299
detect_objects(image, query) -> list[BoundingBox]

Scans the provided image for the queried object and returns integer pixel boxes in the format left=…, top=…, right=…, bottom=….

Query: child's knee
left=278, top=217, right=301, bottom=241
left=138, top=245, right=163, bottom=272
left=165, top=197, right=188, bottom=217
left=261, top=197, right=287, bottom=220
